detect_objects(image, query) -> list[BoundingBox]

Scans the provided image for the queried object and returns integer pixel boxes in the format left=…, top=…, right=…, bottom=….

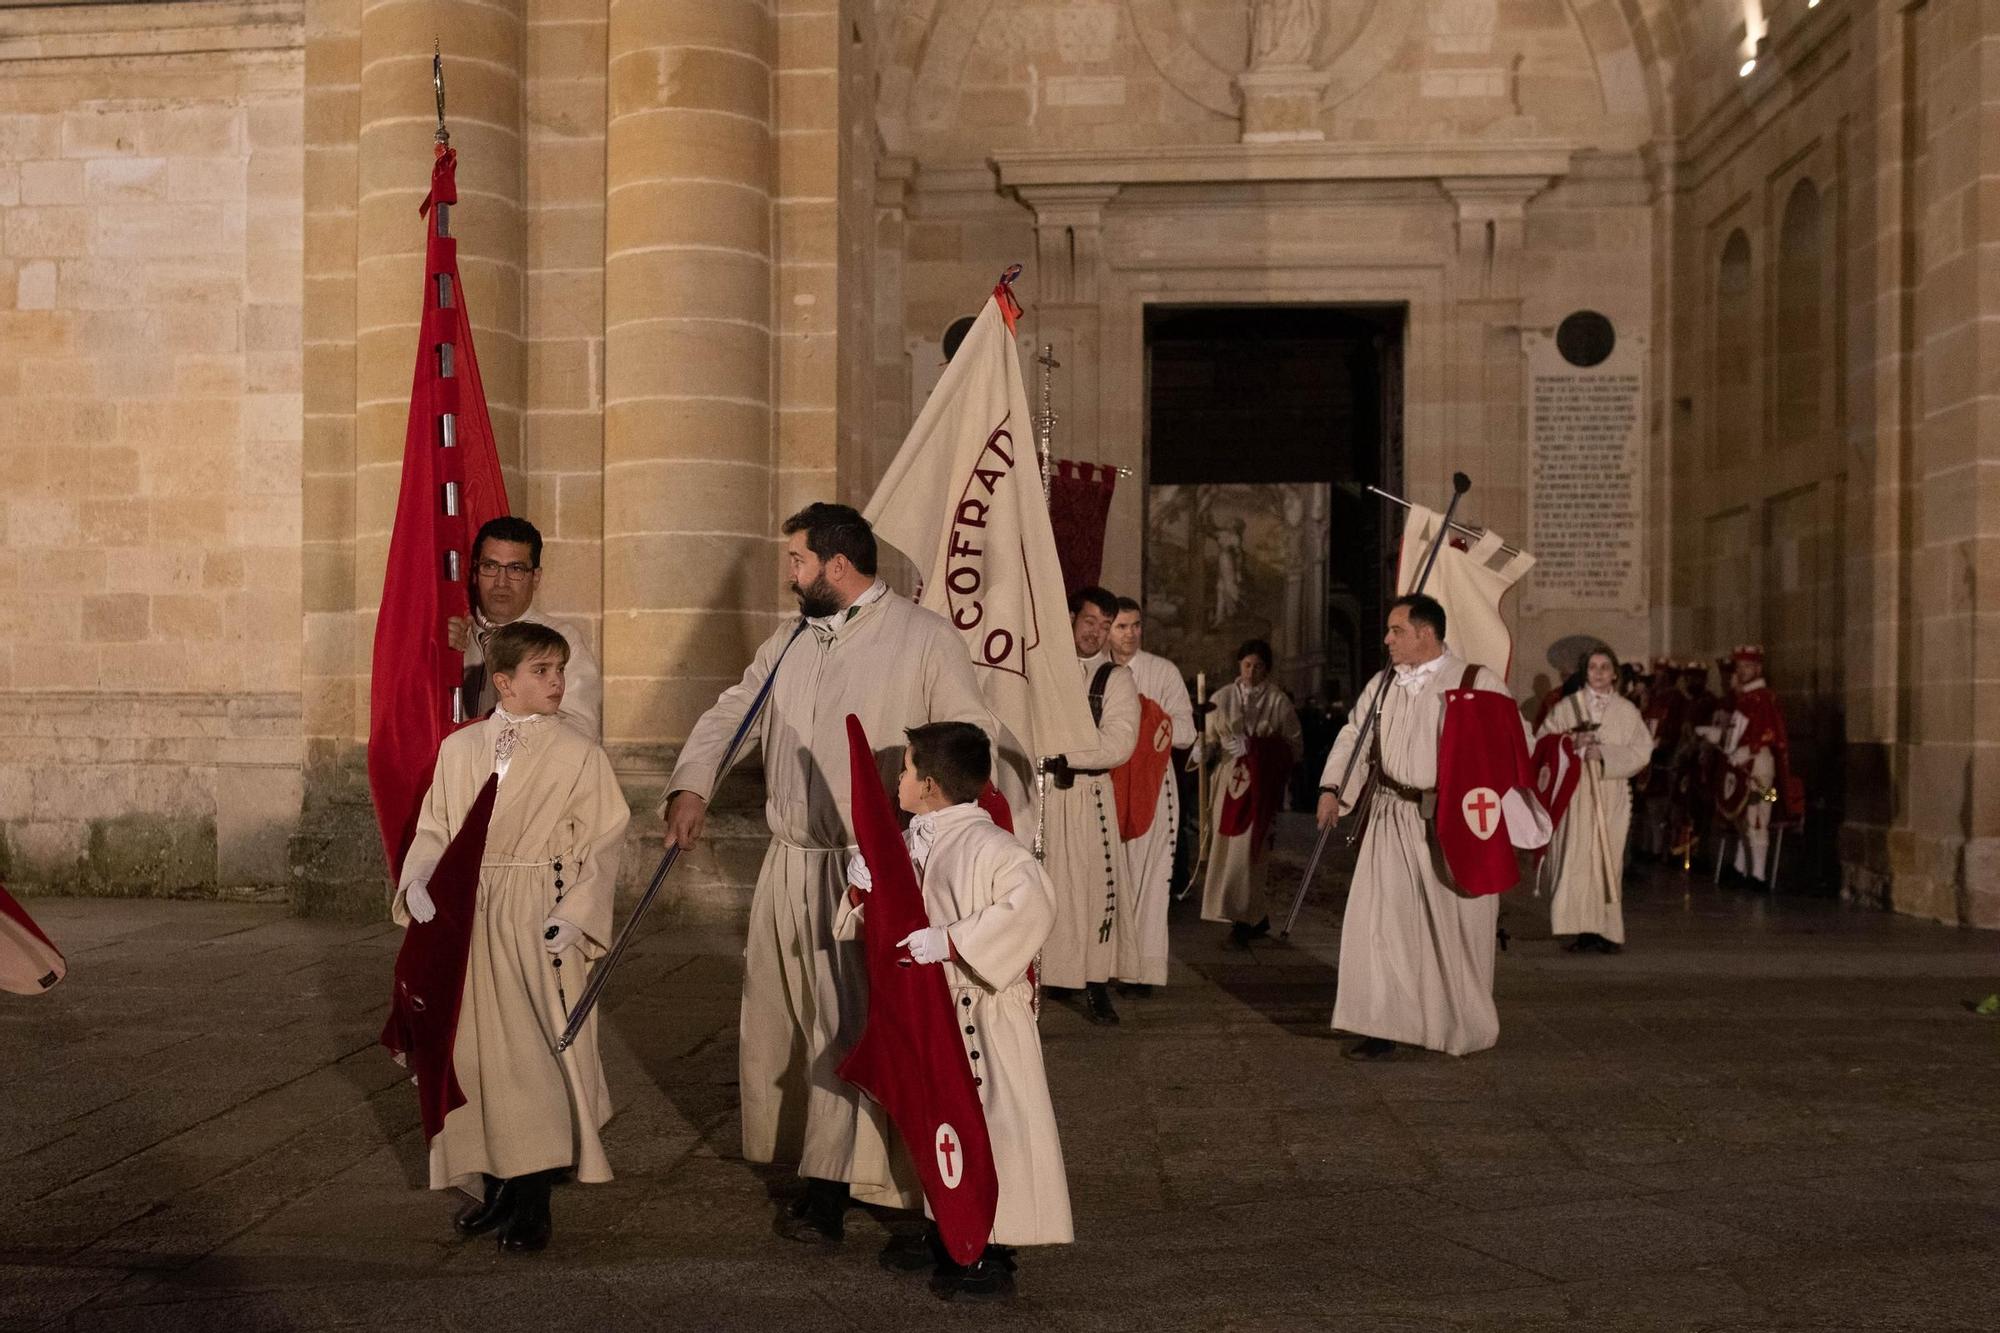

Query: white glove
left=897, top=925, right=951, bottom=966
left=846, top=849, right=872, bottom=892
left=1222, top=734, right=1248, bottom=759
left=404, top=882, right=436, bottom=924
left=542, top=917, right=582, bottom=955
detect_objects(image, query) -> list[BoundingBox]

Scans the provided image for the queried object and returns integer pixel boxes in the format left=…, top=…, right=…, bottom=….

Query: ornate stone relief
left=1124, top=0, right=1417, bottom=136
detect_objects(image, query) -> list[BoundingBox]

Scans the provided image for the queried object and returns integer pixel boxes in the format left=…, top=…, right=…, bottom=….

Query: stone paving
left=4, top=821, right=2000, bottom=1332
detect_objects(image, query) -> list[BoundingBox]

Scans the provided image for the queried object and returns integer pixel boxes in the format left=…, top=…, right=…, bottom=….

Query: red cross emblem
left=1461, top=786, right=1501, bottom=841
left=934, top=1122, right=963, bottom=1189
left=1226, top=761, right=1252, bottom=800
left=1153, top=718, right=1172, bottom=753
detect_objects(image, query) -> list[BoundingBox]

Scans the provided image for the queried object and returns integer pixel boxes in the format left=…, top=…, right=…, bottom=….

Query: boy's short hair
left=1113, top=596, right=1142, bottom=617
left=487, top=621, right=570, bottom=677
left=905, top=721, right=991, bottom=805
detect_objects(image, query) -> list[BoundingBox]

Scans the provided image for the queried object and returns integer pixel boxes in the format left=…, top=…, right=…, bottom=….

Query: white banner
left=1397, top=504, right=1536, bottom=679
left=865, top=292, right=1098, bottom=769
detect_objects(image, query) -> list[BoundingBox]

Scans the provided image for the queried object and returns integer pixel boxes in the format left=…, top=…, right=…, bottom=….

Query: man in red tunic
left=1708, top=646, right=1798, bottom=886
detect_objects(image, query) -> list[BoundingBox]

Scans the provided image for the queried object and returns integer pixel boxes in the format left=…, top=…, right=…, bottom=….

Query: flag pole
left=1280, top=472, right=1472, bottom=939
left=429, top=44, right=468, bottom=725
left=1032, top=341, right=1060, bottom=862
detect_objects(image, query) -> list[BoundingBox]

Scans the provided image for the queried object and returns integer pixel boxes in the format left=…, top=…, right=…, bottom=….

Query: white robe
left=1039, top=653, right=1139, bottom=989
left=394, top=712, right=631, bottom=1192
left=1199, top=682, right=1303, bottom=926
left=1536, top=689, right=1651, bottom=943
left=837, top=804, right=1073, bottom=1247
left=1115, top=650, right=1196, bottom=986
left=1322, top=655, right=1513, bottom=1056
left=665, top=584, right=1003, bottom=1201
left=461, top=606, right=603, bottom=739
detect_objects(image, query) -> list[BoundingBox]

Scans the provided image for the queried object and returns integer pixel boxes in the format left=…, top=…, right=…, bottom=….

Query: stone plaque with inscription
left=1523, top=320, right=1646, bottom=614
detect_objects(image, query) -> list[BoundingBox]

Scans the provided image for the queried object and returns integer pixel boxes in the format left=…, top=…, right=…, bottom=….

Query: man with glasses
left=449, top=516, right=602, bottom=737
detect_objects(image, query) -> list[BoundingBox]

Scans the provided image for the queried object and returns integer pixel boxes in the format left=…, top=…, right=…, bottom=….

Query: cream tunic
left=1536, top=688, right=1651, bottom=944
left=838, top=803, right=1073, bottom=1246
left=394, top=712, right=631, bottom=1192
left=1321, top=655, right=1511, bottom=1056
left=1115, top=650, right=1196, bottom=986
left=666, top=585, right=1001, bottom=1200
left=1199, top=681, right=1304, bottom=926
left=1039, top=653, right=1139, bottom=989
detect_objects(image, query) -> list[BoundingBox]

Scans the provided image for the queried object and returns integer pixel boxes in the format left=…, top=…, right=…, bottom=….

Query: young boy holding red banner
left=842, top=722, right=1073, bottom=1301
left=388, top=622, right=630, bottom=1253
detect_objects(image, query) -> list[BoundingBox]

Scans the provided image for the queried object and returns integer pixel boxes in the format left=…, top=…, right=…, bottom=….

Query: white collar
left=1391, top=655, right=1447, bottom=695
left=905, top=802, right=985, bottom=869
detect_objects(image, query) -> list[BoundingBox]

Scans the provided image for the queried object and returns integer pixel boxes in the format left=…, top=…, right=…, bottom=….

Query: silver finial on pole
left=1035, top=344, right=1059, bottom=504
left=433, top=41, right=449, bottom=147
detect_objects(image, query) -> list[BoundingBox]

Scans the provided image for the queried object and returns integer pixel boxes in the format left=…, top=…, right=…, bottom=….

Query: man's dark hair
left=473, top=515, right=543, bottom=569
left=1235, top=638, right=1274, bottom=668
left=906, top=721, right=991, bottom=805
left=487, top=621, right=569, bottom=677
left=1068, top=585, right=1118, bottom=619
left=782, top=502, right=877, bottom=577
left=1389, top=593, right=1447, bottom=642
left=941, top=315, right=978, bottom=363
left=1113, top=596, right=1142, bottom=617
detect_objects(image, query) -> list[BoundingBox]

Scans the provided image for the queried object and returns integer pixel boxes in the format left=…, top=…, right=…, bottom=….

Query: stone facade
left=0, top=1, right=304, bottom=897
left=0, top=0, right=1993, bottom=927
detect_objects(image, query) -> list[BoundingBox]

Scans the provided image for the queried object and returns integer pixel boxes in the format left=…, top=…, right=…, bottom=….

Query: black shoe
left=1224, top=922, right=1254, bottom=951
left=496, top=1172, right=552, bottom=1253
left=1113, top=982, right=1154, bottom=999
left=1082, top=982, right=1120, bottom=1026
left=775, top=1177, right=847, bottom=1244
left=1563, top=934, right=1593, bottom=954
left=1246, top=917, right=1271, bottom=939
left=932, top=1248, right=1017, bottom=1302
left=453, top=1173, right=516, bottom=1237
left=878, top=1225, right=944, bottom=1274
left=1344, top=1036, right=1396, bottom=1062
left=1593, top=936, right=1624, bottom=955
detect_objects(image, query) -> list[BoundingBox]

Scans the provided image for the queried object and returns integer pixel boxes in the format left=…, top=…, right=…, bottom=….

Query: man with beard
left=661, top=503, right=1003, bottom=1244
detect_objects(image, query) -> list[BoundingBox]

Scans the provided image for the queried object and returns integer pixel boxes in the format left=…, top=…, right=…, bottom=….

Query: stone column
left=1440, top=175, right=1547, bottom=550
left=1014, top=184, right=1125, bottom=586
left=603, top=0, right=776, bottom=750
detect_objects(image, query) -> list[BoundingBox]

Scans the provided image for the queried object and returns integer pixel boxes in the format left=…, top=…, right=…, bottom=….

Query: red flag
left=1216, top=735, right=1293, bottom=862
left=1436, top=681, right=1548, bottom=895
left=380, top=771, right=497, bottom=1139
left=1528, top=732, right=1581, bottom=865
left=1049, top=460, right=1117, bottom=597
left=1110, top=695, right=1174, bottom=840
left=0, top=883, right=64, bottom=995
left=367, top=145, right=509, bottom=880
left=835, top=715, right=999, bottom=1267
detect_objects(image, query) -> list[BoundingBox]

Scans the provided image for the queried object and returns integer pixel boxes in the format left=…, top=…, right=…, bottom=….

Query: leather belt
left=1377, top=773, right=1432, bottom=803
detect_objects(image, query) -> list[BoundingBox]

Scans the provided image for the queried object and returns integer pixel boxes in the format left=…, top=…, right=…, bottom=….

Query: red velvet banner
left=380, top=772, right=497, bottom=1139
left=836, top=715, right=999, bottom=1267
left=366, top=146, right=510, bottom=879
left=1049, top=459, right=1117, bottom=597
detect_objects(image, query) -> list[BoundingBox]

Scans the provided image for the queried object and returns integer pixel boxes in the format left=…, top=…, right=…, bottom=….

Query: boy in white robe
left=842, top=721, right=1072, bottom=1302
left=394, top=622, right=631, bottom=1252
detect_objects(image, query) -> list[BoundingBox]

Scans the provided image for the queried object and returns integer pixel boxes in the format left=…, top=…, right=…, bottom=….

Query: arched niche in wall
left=1774, top=179, right=1825, bottom=455
left=1714, top=227, right=1756, bottom=469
